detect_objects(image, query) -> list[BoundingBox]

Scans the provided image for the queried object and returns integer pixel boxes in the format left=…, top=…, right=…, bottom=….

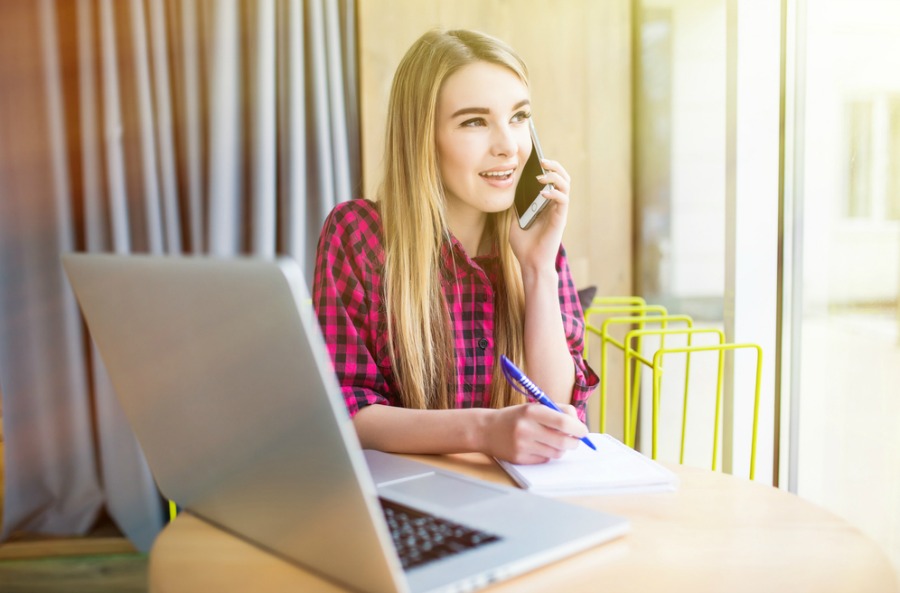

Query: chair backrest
left=647, top=342, right=762, bottom=479
left=584, top=296, right=762, bottom=480
left=623, top=326, right=725, bottom=448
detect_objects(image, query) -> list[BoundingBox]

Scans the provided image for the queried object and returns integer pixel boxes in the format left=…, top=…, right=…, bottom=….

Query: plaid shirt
left=313, top=199, right=598, bottom=422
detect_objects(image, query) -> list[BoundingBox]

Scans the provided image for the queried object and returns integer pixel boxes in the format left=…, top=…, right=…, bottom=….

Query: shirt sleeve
left=312, top=201, right=395, bottom=417
left=556, top=245, right=600, bottom=423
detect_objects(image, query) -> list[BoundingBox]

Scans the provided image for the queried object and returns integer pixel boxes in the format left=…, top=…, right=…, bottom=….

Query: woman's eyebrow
left=450, top=106, right=490, bottom=118
left=449, top=99, right=531, bottom=119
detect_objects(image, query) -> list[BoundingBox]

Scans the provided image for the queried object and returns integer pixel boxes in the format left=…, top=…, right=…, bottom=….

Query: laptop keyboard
left=379, top=497, right=502, bottom=570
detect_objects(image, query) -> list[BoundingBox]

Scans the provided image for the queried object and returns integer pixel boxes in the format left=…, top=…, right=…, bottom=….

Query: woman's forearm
left=520, top=265, right=577, bottom=407
left=353, top=405, right=491, bottom=454
left=352, top=401, right=588, bottom=464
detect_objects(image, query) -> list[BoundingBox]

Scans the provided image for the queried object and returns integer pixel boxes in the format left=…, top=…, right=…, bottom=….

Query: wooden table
left=148, top=453, right=899, bottom=592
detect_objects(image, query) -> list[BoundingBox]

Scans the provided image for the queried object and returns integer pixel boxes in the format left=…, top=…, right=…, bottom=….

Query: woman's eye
left=511, top=111, right=532, bottom=123
left=461, top=118, right=486, bottom=127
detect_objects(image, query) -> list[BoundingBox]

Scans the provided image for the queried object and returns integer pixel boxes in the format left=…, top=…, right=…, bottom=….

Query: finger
left=528, top=437, right=571, bottom=460
left=559, top=404, right=581, bottom=419
left=540, top=159, right=571, bottom=184
left=536, top=429, right=582, bottom=453
left=536, top=171, right=569, bottom=196
left=508, top=425, right=567, bottom=462
left=512, top=452, right=554, bottom=465
left=529, top=405, right=587, bottom=437
left=538, top=185, right=570, bottom=207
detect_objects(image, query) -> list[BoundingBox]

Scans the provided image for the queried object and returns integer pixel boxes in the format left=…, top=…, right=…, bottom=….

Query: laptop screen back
left=63, top=254, right=407, bottom=593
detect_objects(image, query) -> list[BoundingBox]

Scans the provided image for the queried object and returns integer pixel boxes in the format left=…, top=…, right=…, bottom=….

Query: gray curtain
left=0, top=0, right=360, bottom=551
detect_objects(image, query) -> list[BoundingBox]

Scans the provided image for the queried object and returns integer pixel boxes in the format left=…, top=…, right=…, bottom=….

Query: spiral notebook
left=496, top=433, right=679, bottom=497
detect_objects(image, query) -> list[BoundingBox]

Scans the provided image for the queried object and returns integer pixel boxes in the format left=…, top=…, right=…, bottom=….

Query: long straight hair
left=378, top=29, right=527, bottom=410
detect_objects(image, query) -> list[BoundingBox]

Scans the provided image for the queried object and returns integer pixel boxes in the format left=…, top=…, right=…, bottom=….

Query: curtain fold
left=0, top=0, right=104, bottom=540
left=0, top=0, right=360, bottom=551
left=279, top=0, right=308, bottom=269
left=207, top=0, right=242, bottom=257
left=249, top=0, right=278, bottom=258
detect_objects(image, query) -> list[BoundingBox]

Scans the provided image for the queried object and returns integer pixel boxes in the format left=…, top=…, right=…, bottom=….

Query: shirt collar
left=440, top=232, right=499, bottom=283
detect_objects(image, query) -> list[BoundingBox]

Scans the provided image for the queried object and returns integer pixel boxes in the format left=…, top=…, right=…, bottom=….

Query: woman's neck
left=447, top=213, right=490, bottom=257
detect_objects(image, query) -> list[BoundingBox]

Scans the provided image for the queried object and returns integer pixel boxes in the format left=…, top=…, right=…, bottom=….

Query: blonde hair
left=378, top=29, right=528, bottom=410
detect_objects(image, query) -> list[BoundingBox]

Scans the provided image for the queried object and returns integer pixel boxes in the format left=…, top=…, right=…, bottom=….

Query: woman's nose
left=491, top=125, right=517, bottom=157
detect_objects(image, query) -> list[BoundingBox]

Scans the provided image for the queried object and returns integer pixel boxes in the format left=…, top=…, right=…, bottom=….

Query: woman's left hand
left=508, top=158, right=571, bottom=273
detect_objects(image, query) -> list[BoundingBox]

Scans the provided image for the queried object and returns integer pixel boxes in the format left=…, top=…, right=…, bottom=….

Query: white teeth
left=480, top=169, right=514, bottom=177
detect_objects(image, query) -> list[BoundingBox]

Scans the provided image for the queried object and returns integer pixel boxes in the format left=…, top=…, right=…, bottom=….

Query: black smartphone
left=514, top=118, right=552, bottom=229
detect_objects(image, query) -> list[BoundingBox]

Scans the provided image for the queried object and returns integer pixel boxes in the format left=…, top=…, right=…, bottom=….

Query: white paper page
left=499, top=434, right=678, bottom=494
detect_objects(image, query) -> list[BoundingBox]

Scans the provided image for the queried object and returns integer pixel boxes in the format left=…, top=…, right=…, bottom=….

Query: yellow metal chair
left=622, top=326, right=726, bottom=448
left=583, top=297, right=669, bottom=430
left=644, top=342, right=763, bottom=479
left=583, top=298, right=670, bottom=391
left=583, top=296, right=657, bottom=363
left=583, top=297, right=762, bottom=479
left=586, top=310, right=693, bottom=433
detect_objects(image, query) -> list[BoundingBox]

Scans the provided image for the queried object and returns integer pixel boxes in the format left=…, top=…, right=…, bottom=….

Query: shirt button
left=478, top=338, right=489, bottom=350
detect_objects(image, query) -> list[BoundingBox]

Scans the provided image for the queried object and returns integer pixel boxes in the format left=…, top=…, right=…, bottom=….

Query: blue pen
left=500, top=355, right=597, bottom=451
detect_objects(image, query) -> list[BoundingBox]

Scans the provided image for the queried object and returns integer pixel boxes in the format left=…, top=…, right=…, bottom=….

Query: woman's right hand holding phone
left=508, top=158, right=572, bottom=276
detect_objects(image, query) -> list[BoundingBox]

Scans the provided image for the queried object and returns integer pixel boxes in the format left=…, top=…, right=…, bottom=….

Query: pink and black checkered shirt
left=312, top=199, right=598, bottom=422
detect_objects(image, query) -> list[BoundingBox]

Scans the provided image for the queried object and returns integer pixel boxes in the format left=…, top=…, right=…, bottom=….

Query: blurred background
left=629, top=0, right=900, bottom=577
left=0, top=0, right=897, bottom=582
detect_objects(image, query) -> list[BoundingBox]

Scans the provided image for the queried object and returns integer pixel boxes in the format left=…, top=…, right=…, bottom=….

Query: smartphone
left=514, top=118, right=552, bottom=229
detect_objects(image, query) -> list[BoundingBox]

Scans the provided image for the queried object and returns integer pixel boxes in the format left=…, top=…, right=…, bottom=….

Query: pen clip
left=500, top=356, right=538, bottom=400
left=501, top=362, right=526, bottom=398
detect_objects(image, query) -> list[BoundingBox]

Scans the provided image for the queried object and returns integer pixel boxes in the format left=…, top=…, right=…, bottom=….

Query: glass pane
left=634, top=0, right=730, bottom=471
left=797, top=0, right=900, bottom=576
left=636, top=0, right=726, bottom=320
left=889, top=100, right=900, bottom=220
left=846, top=100, right=873, bottom=218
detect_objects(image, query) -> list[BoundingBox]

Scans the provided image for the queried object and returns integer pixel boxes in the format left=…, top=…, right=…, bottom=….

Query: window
left=846, top=95, right=900, bottom=221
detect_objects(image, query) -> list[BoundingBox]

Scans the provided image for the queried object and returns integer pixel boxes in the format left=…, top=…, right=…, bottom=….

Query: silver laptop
left=62, top=254, right=629, bottom=593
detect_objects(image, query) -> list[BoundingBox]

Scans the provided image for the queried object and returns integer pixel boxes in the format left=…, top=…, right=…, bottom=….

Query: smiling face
left=435, top=61, right=533, bottom=233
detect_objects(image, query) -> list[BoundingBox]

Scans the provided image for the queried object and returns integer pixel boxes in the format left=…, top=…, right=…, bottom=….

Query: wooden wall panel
left=358, top=0, right=632, bottom=435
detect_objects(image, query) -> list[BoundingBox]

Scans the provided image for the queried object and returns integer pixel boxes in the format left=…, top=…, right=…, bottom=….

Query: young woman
left=313, top=29, right=598, bottom=464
